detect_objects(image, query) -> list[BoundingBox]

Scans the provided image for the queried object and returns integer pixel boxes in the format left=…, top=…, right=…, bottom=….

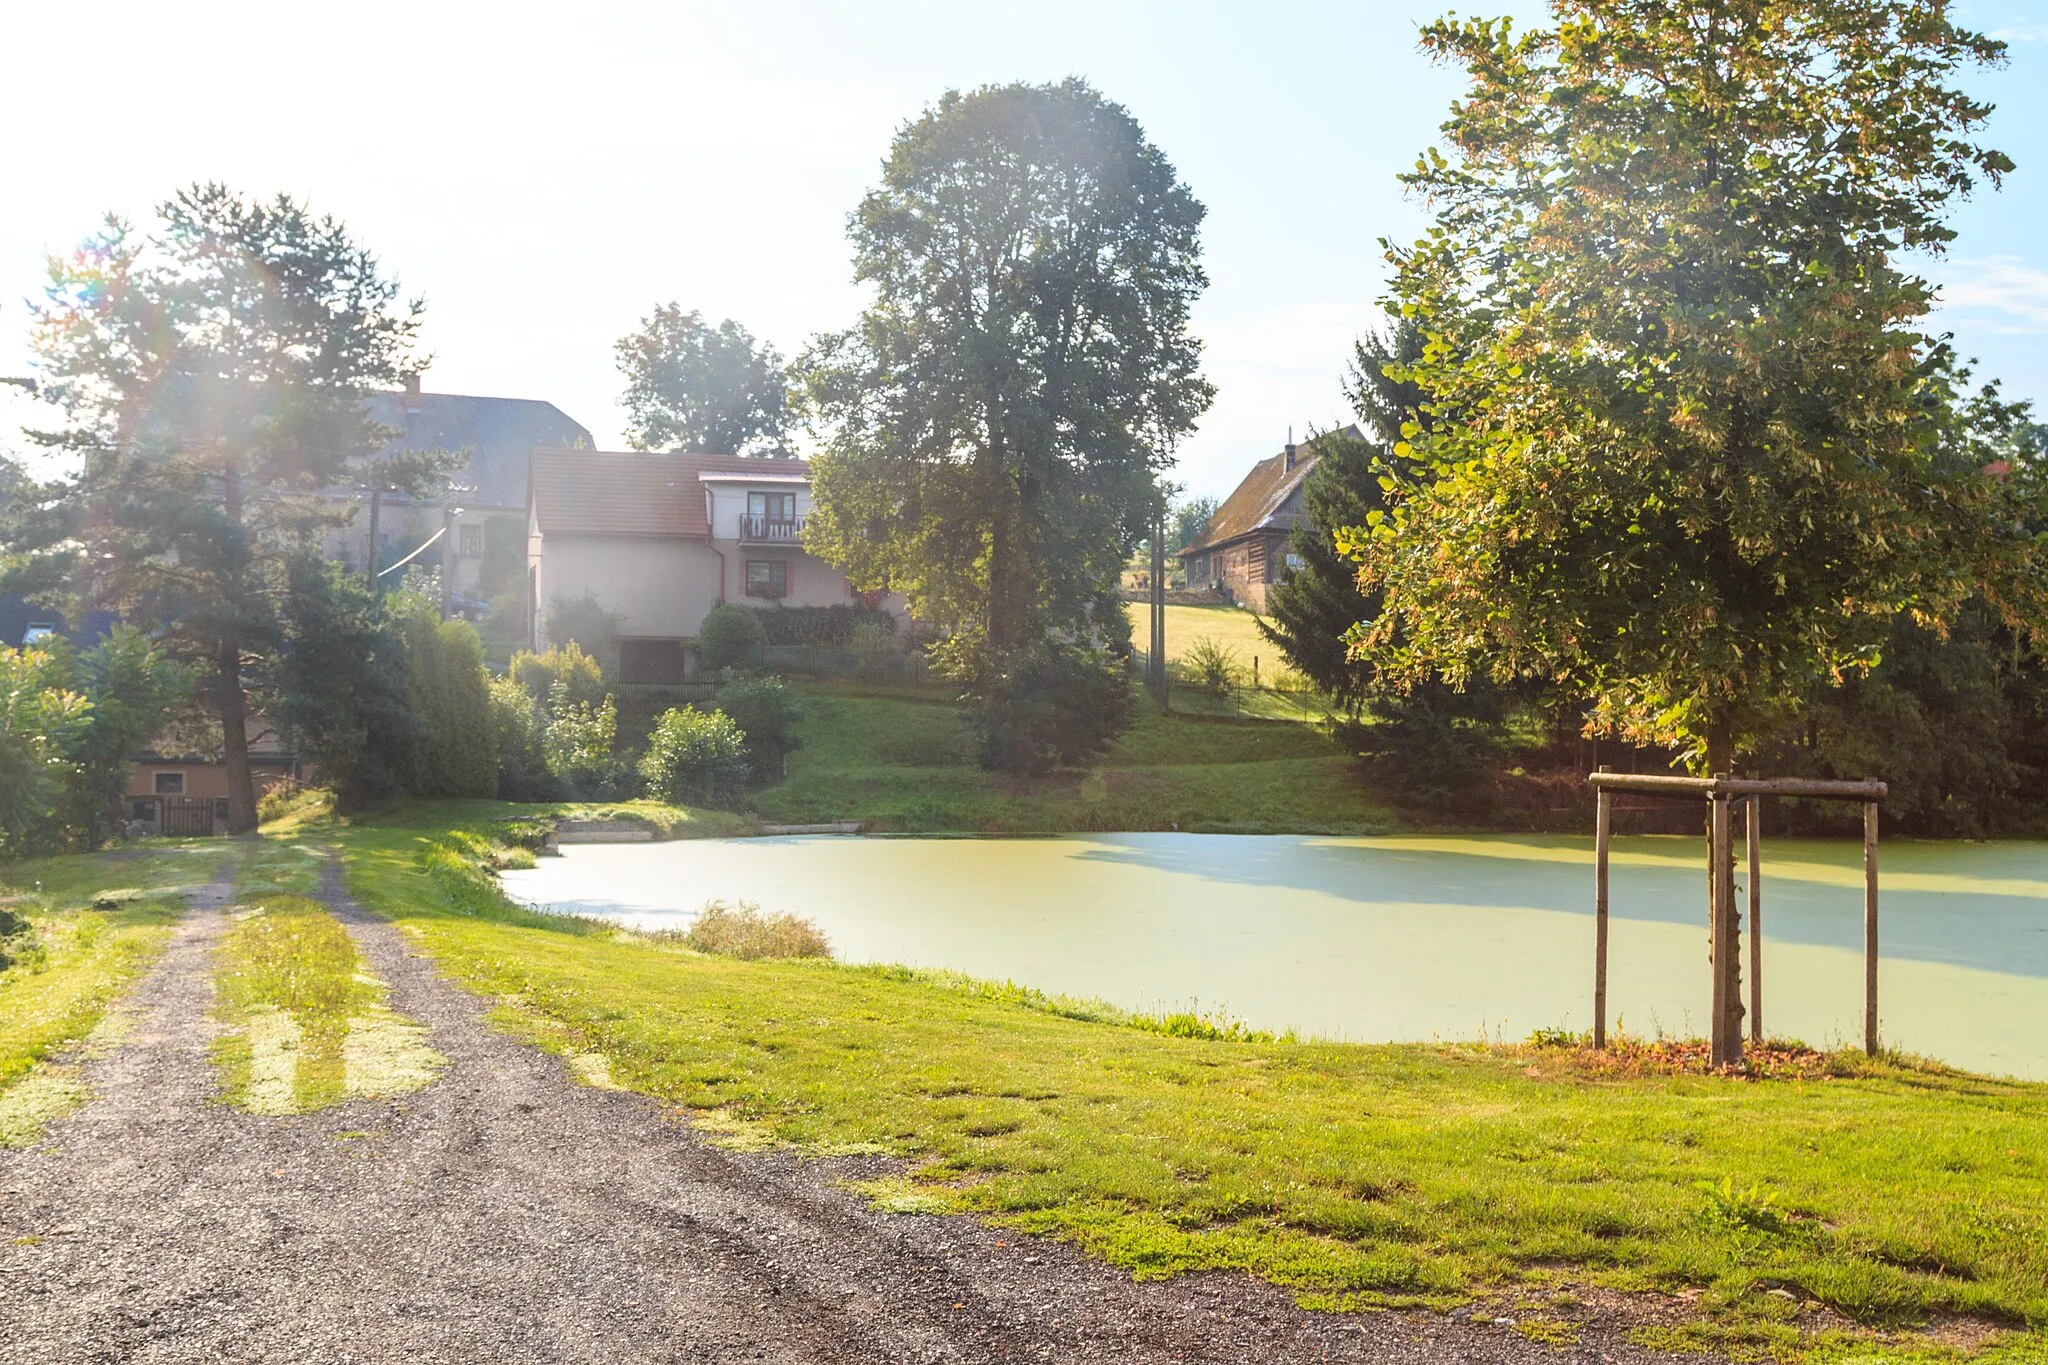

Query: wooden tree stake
left=1747, top=796, right=1762, bottom=1046
left=1594, top=766, right=1611, bottom=1049
left=1865, top=801, right=1880, bottom=1057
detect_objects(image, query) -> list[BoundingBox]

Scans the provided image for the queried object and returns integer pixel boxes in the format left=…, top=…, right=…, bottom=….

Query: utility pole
left=1149, top=496, right=1168, bottom=707
left=366, top=484, right=383, bottom=593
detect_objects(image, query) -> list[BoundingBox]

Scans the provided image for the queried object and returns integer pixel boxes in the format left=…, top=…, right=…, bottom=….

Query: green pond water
left=497, top=833, right=2048, bottom=1080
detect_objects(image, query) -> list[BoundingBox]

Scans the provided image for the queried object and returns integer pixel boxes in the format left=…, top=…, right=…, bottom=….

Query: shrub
left=545, top=593, right=623, bottom=675
left=971, top=641, right=1134, bottom=776
left=542, top=681, right=629, bottom=799
left=510, top=640, right=606, bottom=709
left=256, top=784, right=334, bottom=827
left=753, top=603, right=897, bottom=648
left=640, top=706, right=752, bottom=808
left=1180, top=636, right=1244, bottom=694
left=697, top=603, right=767, bottom=672
left=393, top=594, right=498, bottom=799
left=683, top=900, right=831, bottom=960
left=711, top=676, right=803, bottom=780
left=488, top=676, right=560, bottom=800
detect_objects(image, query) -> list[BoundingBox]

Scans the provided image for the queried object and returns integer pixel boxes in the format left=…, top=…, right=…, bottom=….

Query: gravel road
left=0, top=858, right=1708, bottom=1364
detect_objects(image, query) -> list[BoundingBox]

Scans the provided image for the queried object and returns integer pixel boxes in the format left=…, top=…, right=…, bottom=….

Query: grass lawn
left=747, top=683, right=1389, bottom=833
left=332, top=805, right=2048, bottom=1359
left=0, top=842, right=233, bottom=1145
left=1125, top=601, right=1275, bottom=667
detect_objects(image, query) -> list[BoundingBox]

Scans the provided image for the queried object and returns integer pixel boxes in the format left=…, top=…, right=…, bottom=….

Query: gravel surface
left=0, top=858, right=1714, bottom=1364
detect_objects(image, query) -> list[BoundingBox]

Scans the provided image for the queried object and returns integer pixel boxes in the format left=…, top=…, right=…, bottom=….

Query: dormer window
left=748, top=491, right=796, bottom=522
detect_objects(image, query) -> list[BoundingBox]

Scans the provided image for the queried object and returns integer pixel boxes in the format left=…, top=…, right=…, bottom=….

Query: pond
left=498, top=833, right=2048, bottom=1080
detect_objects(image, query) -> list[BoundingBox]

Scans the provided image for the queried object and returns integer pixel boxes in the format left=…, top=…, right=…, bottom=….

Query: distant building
left=528, top=451, right=892, bottom=682
left=322, top=376, right=592, bottom=610
left=1179, top=426, right=1359, bottom=612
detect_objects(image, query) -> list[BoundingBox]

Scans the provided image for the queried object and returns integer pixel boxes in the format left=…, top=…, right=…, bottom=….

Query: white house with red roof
left=526, top=451, right=878, bottom=682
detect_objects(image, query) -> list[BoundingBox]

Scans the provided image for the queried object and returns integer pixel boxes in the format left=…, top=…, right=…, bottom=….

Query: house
left=124, top=718, right=306, bottom=837
left=321, top=375, right=592, bottom=609
left=527, top=451, right=884, bottom=683
left=1178, top=427, right=1360, bottom=612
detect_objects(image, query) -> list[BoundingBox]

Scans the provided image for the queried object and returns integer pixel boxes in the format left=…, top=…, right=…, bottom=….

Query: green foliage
left=476, top=515, right=526, bottom=600
left=541, top=680, right=628, bottom=799
left=615, top=305, right=791, bottom=456
left=60, top=627, right=190, bottom=847
left=1177, top=636, right=1244, bottom=695
left=0, top=647, right=88, bottom=857
left=543, top=593, right=622, bottom=676
left=711, top=675, right=803, bottom=780
left=800, top=79, right=1212, bottom=670
left=1338, top=682, right=1509, bottom=814
left=696, top=603, right=766, bottom=672
left=1168, top=495, right=1219, bottom=555
left=509, top=640, right=606, bottom=710
left=25, top=183, right=426, bottom=830
left=971, top=642, right=1134, bottom=776
left=752, top=603, right=896, bottom=649
left=1355, top=4, right=2043, bottom=776
left=639, top=707, right=752, bottom=809
left=279, top=554, right=418, bottom=811
left=393, top=591, right=496, bottom=799
left=487, top=675, right=558, bottom=801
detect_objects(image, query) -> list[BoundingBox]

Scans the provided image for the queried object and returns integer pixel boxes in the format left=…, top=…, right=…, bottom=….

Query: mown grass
left=340, top=806, right=2048, bottom=1360
left=212, top=891, right=441, bottom=1114
left=0, top=844, right=233, bottom=1145
left=750, top=686, right=1390, bottom=834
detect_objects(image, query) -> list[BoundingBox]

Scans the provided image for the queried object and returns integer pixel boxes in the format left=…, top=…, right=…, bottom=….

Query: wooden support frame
left=1587, top=770, right=1886, bottom=1063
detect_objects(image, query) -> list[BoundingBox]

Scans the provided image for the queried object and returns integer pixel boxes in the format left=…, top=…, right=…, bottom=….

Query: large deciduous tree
left=616, top=306, right=791, bottom=455
left=25, top=185, right=424, bottom=830
left=800, top=79, right=1213, bottom=687
left=1350, top=1, right=2047, bottom=776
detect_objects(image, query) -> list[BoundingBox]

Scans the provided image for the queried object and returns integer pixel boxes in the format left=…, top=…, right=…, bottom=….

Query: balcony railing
left=739, top=514, right=806, bottom=543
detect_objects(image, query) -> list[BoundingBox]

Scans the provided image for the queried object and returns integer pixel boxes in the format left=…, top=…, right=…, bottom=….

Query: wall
left=535, top=535, right=726, bottom=644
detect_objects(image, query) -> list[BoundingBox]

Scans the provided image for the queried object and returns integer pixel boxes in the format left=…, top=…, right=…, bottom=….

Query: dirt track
left=1, top=859, right=1701, bottom=1363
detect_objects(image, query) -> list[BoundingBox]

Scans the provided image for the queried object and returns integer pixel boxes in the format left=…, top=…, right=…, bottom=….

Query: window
left=153, top=771, right=185, bottom=795
left=129, top=798, right=158, bottom=823
left=23, top=622, right=56, bottom=644
left=747, top=491, right=796, bottom=521
left=745, top=559, right=788, bottom=599
left=459, top=524, right=482, bottom=558
left=1284, top=552, right=1305, bottom=571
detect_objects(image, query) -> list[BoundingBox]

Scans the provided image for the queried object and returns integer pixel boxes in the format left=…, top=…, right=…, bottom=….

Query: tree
left=277, top=553, right=417, bottom=811
left=1350, top=3, right=2046, bottom=778
left=63, top=626, right=191, bottom=845
left=1167, top=495, right=1219, bottom=556
left=616, top=306, right=791, bottom=455
left=0, top=646, right=88, bottom=857
left=800, top=79, right=1213, bottom=691
left=392, top=587, right=495, bottom=798
left=25, top=185, right=426, bottom=831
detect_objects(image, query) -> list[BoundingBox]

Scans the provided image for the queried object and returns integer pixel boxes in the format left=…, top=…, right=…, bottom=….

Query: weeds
left=681, top=900, right=832, bottom=960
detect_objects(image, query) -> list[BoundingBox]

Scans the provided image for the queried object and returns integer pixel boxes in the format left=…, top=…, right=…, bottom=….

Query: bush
left=510, top=640, right=606, bottom=709
left=697, top=604, right=767, bottom=672
left=711, top=676, right=803, bottom=780
left=394, top=592, right=497, bottom=799
left=753, top=603, right=897, bottom=648
left=488, top=676, right=560, bottom=800
left=1180, top=636, right=1244, bottom=694
left=542, top=681, right=630, bottom=799
left=640, top=706, right=752, bottom=808
left=256, top=784, right=334, bottom=827
left=971, top=641, right=1134, bottom=776
left=848, top=622, right=896, bottom=654
left=545, top=593, right=623, bottom=675
left=682, top=900, right=831, bottom=960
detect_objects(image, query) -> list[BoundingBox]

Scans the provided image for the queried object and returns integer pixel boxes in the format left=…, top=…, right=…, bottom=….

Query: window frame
left=744, top=559, right=789, bottom=600
left=459, top=523, right=482, bottom=559
left=153, top=771, right=186, bottom=795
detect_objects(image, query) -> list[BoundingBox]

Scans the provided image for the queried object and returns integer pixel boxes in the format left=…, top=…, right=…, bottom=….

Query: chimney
left=403, top=370, right=423, bottom=414
left=1284, top=425, right=1296, bottom=472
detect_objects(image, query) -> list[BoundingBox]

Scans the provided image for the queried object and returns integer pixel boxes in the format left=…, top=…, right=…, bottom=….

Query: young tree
left=1351, top=2, right=2046, bottom=777
left=26, top=185, right=425, bottom=831
left=277, top=553, right=417, bottom=811
left=800, top=79, right=1213, bottom=686
left=62, top=626, right=191, bottom=846
left=1167, top=495, right=1219, bottom=556
left=616, top=306, right=791, bottom=455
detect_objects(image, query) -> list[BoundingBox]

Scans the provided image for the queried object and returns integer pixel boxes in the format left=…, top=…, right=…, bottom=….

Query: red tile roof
left=530, top=451, right=812, bottom=538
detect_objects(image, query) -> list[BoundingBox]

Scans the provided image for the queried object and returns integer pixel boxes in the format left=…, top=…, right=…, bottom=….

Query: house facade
left=320, top=376, right=592, bottom=610
left=528, top=451, right=881, bottom=682
left=1178, top=427, right=1358, bottom=612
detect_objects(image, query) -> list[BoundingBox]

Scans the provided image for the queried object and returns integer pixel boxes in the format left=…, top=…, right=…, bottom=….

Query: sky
left=3, top=1, right=2047, bottom=504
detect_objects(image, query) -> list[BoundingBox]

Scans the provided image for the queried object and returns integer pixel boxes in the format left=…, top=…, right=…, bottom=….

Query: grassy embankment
left=336, top=804, right=2048, bottom=1360
left=0, top=843, right=233, bottom=1145
left=750, top=684, right=1387, bottom=834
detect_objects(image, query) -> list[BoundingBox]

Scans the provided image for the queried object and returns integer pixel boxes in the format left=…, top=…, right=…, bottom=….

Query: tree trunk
left=1703, top=713, right=1743, bottom=1062
left=219, top=446, right=258, bottom=835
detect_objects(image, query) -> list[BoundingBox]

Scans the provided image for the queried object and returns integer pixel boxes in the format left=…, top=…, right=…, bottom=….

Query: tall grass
left=681, top=900, right=831, bottom=960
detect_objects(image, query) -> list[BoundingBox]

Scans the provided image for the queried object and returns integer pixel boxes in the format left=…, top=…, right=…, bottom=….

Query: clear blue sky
left=3, top=1, right=2045, bottom=503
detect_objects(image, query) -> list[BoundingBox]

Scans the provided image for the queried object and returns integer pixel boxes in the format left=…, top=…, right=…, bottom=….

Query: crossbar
left=1588, top=772, right=1886, bottom=801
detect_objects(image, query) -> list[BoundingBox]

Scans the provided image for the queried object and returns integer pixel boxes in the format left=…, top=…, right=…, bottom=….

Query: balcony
left=739, top=514, right=806, bottom=543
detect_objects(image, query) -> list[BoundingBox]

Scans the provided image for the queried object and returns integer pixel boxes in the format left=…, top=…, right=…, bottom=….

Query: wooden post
left=1747, top=795, right=1762, bottom=1046
left=1864, top=800, right=1879, bottom=1057
left=1708, top=789, right=1730, bottom=1066
left=1594, top=765, right=1611, bottom=1050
